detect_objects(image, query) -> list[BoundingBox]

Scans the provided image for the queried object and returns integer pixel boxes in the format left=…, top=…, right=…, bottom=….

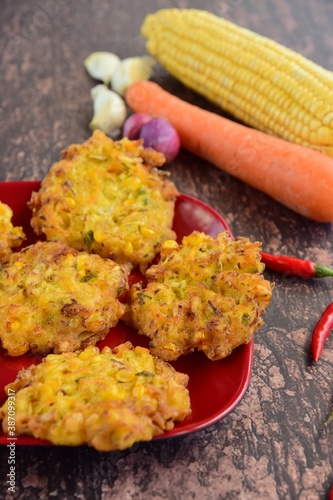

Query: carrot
left=125, top=81, right=333, bottom=222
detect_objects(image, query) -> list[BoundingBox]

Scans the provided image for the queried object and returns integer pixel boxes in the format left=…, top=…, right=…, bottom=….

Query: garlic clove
left=111, top=56, right=155, bottom=96
left=84, top=52, right=121, bottom=85
left=89, top=84, right=127, bottom=138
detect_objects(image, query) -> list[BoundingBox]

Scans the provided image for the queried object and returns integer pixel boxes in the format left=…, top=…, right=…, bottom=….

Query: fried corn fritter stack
left=128, top=231, right=273, bottom=361
left=0, top=241, right=130, bottom=356
left=0, top=342, right=191, bottom=450
left=0, top=201, right=25, bottom=264
left=29, top=130, right=178, bottom=272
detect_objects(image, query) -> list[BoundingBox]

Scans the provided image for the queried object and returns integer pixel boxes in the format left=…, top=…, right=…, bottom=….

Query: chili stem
left=324, top=407, right=333, bottom=427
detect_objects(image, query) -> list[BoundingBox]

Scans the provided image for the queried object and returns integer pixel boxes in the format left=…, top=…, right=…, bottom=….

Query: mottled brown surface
left=0, top=0, right=332, bottom=498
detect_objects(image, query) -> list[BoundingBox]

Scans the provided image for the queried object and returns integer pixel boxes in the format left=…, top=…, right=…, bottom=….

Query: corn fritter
left=0, top=342, right=191, bottom=451
left=29, top=130, right=178, bottom=272
left=0, top=241, right=130, bottom=356
left=127, top=231, right=273, bottom=361
left=0, top=201, right=25, bottom=264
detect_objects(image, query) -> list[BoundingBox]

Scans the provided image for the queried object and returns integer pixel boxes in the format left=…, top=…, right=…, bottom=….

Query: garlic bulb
left=111, top=56, right=155, bottom=96
left=89, top=84, right=126, bottom=137
left=84, top=52, right=120, bottom=85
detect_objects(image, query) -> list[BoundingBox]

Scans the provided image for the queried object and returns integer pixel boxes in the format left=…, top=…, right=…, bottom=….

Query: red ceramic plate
left=0, top=181, right=253, bottom=445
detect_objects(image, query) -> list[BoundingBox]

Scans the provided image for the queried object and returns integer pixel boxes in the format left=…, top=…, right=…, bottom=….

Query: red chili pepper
left=261, top=252, right=333, bottom=279
left=330, top=484, right=333, bottom=500
left=311, top=303, right=333, bottom=362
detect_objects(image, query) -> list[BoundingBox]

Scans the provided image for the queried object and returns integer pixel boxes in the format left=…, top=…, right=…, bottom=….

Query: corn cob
left=141, top=8, right=333, bottom=156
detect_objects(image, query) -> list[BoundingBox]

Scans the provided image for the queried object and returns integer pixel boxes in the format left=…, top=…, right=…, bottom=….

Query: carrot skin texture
left=125, top=81, right=333, bottom=222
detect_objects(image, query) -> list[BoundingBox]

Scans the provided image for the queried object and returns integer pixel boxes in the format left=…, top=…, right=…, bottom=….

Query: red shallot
left=139, top=117, right=180, bottom=163
left=122, top=113, right=152, bottom=140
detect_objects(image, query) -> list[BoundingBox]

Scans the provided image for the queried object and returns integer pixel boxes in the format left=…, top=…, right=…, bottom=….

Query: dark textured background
left=0, top=0, right=333, bottom=498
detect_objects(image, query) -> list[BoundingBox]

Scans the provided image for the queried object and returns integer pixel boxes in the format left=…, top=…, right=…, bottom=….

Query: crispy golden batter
left=0, top=342, right=191, bottom=450
left=0, top=241, right=130, bottom=356
left=0, top=201, right=25, bottom=264
left=29, top=130, right=178, bottom=272
left=127, top=231, right=273, bottom=361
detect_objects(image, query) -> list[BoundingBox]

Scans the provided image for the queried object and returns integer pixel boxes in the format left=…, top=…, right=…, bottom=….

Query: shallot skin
left=122, top=113, right=152, bottom=140
left=139, top=117, right=180, bottom=162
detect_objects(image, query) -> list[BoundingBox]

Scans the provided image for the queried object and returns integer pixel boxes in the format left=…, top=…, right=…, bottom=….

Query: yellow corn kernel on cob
left=141, top=8, right=333, bottom=156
